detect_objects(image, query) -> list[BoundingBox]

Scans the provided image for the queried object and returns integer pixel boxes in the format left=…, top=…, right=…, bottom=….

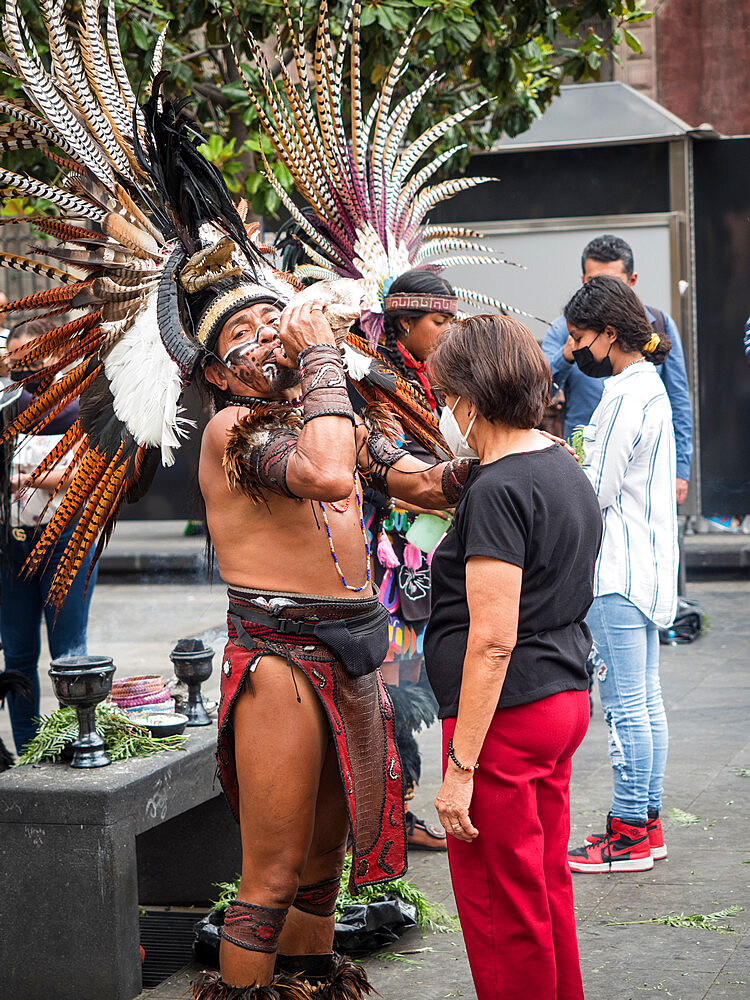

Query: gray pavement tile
left=360, top=926, right=476, bottom=1000
left=666, top=815, right=750, bottom=845
left=139, top=964, right=199, bottom=999
left=707, top=941, right=750, bottom=996
left=659, top=813, right=750, bottom=849
left=578, top=967, right=718, bottom=1000
left=615, top=849, right=750, bottom=887
left=703, top=981, right=750, bottom=999
left=575, top=891, right=746, bottom=979
left=574, top=882, right=621, bottom=922
left=578, top=923, right=736, bottom=975
left=583, top=879, right=748, bottom=925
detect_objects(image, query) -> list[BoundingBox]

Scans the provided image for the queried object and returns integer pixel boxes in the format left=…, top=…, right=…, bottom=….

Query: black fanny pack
left=228, top=600, right=390, bottom=679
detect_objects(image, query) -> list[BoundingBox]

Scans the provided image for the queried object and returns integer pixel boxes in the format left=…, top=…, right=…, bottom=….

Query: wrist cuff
left=299, top=344, right=354, bottom=425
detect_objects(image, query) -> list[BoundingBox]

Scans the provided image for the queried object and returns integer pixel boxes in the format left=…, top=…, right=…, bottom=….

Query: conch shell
left=291, top=278, right=364, bottom=344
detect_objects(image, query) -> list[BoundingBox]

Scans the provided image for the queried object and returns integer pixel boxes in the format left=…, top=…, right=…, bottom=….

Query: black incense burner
left=169, top=639, right=214, bottom=726
left=48, top=655, right=116, bottom=768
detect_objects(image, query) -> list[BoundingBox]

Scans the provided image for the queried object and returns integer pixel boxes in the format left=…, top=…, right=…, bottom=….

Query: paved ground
left=2, top=579, right=748, bottom=999
left=90, top=519, right=750, bottom=576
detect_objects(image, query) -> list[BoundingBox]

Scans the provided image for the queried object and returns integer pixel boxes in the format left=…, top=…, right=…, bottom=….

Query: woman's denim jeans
left=1, top=525, right=98, bottom=754
left=586, top=593, right=668, bottom=825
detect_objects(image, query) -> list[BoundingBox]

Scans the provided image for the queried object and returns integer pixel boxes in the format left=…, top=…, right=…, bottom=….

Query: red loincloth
left=216, top=590, right=407, bottom=890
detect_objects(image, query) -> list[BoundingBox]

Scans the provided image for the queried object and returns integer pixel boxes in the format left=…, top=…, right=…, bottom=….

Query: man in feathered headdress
left=186, top=242, right=481, bottom=996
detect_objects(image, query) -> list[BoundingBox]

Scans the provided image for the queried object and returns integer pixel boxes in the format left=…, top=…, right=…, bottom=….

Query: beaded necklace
left=618, top=357, right=647, bottom=375
left=319, top=471, right=371, bottom=592
left=223, top=393, right=298, bottom=410
left=328, top=495, right=351, bottom=514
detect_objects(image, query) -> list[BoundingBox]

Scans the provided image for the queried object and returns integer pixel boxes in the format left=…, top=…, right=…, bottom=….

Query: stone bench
left=0, top=727, right=240, bottom=1000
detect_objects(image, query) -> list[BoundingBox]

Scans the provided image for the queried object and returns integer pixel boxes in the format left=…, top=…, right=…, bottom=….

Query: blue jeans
left=1, top=526, right=98, bottom=753
left=586, top=593, right=668, bottom=825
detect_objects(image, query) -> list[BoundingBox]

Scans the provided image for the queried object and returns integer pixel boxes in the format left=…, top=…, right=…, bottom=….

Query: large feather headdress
left=227, top=0, right=519, bottom=345
left=0, top=0, right=293, bottom=607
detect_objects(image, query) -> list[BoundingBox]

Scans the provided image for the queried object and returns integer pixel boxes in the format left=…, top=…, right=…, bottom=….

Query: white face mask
left=439, top=397, right=479, bottom=459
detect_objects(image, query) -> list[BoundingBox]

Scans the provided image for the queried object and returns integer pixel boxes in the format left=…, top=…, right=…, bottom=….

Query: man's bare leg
left=220, top=654, right=330, bottom=988
left=278, top=739, right=349, bottom=955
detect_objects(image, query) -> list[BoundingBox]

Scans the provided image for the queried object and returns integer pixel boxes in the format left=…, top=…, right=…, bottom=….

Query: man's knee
left=240, top=859, right=307, bottom=911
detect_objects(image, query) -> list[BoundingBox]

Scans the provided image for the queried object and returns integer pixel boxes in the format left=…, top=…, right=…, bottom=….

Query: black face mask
left=572, top=333, right=614, bottom=379
left=9, top=367, right=46, bottom=394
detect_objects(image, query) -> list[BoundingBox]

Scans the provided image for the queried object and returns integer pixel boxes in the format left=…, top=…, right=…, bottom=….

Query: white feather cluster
left=342, top=342, right=373, bottom=382
left=352, top=224, right=411, bottom=313
left=103, top=287, right=192, bottom=466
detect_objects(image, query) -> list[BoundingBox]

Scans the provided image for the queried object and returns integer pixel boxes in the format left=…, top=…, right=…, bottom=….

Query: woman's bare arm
left=434, top=556, right=522, bottom=842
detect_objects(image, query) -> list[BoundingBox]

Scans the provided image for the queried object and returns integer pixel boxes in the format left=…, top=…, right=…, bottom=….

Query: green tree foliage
left=2, top=0, right=651, bottom=218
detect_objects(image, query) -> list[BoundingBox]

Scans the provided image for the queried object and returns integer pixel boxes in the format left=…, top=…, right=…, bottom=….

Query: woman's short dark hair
left=6, top=316, right=58, bottom=348
left=563, top=275, right=672, bottom=365
left=430, top=314, right=552, bottom=429
left=382, top=268, right=455, bottom=378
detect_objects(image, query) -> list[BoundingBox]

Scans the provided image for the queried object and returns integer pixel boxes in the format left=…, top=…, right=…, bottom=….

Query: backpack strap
left=645, top=305, right=666, bottom=337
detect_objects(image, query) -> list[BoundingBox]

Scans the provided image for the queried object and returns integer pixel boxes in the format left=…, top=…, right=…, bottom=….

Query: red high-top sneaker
left=586, top=811, right=667, bottom=860
left=646, top=812, right=667, bottom=860
left=568, top=815, right=654, bottom=872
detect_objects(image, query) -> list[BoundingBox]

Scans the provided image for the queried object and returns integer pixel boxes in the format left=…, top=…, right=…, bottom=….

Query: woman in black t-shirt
left=424, top=315, right=601, bottom=1000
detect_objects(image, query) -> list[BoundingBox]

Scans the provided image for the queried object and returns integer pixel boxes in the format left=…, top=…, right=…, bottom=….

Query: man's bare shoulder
left=202, top=405, right=249, bottom=455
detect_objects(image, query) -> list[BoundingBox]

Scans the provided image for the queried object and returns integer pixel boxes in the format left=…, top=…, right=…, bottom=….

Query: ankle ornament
left=190, top=968, right=306, bottom=998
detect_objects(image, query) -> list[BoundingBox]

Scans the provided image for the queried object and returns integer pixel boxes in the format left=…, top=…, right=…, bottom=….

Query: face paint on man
left=216, top=307, right=301, bottom=395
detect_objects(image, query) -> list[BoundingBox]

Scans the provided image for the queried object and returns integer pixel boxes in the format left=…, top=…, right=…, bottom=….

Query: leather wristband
left=298, top=344, right=355, bottom=426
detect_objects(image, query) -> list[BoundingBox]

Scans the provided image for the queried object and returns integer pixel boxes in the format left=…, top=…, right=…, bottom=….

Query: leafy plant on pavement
left=609, top=905, right=744, bottom=934
left=667, top=807, right=700, bottom=825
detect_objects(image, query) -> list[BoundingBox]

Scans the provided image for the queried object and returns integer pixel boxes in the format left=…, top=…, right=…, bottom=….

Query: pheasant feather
left=3, top=0, right=115, bottom=186
left=0, top=1, right=231, bottom=606
left=232, top=3, right=516, bottom=347
left=0, top=251, right=81, bottom=284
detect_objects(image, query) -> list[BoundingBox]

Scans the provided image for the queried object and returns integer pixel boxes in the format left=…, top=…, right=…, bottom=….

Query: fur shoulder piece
left=222, top=406, right=303, bottom=502
left=362, top=402, right=403, bottom=444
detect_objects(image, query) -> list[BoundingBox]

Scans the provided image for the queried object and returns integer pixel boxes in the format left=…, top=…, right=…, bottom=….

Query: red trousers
left=443, top=689, right=589, bottom=1000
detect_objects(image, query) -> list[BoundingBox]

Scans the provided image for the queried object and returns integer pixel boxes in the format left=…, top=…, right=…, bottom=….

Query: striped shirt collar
left=603, top=358, right=650, bottom=385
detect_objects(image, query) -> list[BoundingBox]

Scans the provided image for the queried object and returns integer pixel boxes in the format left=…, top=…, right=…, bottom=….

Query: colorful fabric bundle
left=110, top=675, right=174, bottom=715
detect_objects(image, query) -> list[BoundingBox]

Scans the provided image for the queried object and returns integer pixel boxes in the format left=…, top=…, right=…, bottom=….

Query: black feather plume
left=133, top=73, right=263, bottom=270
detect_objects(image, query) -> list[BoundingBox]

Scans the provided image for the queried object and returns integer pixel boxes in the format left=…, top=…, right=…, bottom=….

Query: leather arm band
left=298, top=344, right=355, bottom=427
left=364, top=426, right=409, bottom=496
left=223, top=419, right=302, bottom=502
left=440, top=458, right=477, bottom=505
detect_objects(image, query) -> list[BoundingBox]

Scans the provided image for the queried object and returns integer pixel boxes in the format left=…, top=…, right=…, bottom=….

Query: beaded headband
left=195, top=284, right=289, bottom=351
left=383, top=293, right=457, bottom=316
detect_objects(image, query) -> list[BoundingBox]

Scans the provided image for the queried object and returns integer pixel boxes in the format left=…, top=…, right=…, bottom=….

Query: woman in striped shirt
left=562, top=276, right=679, bottom=873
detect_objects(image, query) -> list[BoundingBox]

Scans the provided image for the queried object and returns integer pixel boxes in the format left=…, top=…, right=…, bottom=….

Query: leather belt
left=227, top=603, right=318, bottom=636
